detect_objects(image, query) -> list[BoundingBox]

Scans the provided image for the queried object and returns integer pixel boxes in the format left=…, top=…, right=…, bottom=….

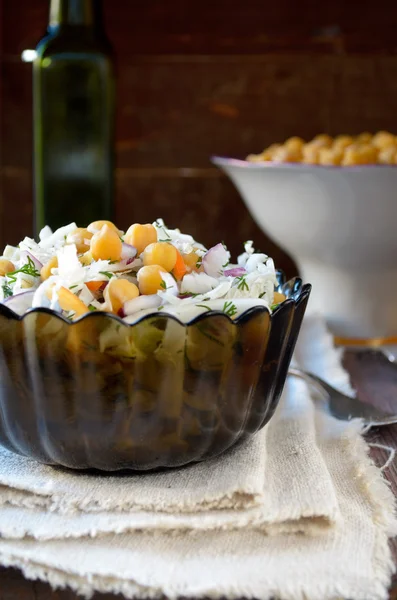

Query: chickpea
left=319, top=147, right=343, bottom=166
left=66, top=228, right=93, bottom=253
left=333, top=135, right=354, bottom=150
left=342, top=144, right=378, bottom=166
left=0, top=259, right=15, bottom=277
left=104, top=278, right=139, bottom=314
left=261, top=143, right=282, bottom=161
left=246, top=153, right=266, bottom=163
left=372, top=131, right=396, bottom=149
left=356, top=144, right=378, bottom=164
left=356, top=132, right=372, bottom=144
left=41, top=256, right=58, bottom=280
left=183, top=251, right=201, bottom=272
left=79, top=251, right=93, bottom=266
left=378, top=147, right=397, bottom=164
left=341, top=146, right=359, bottom=166
left=137, top=265, right=167, bottom=295
left=247, top=131, right=397, bottom=166
left=284, top=136, right=305, bottom=153
left=312, top=134, right=333, bottom=147
left=272, top=146, right=301, bottom=163
left=124, top=223, right=158, bottom=255
left=87, top=220, right=121, bottom=235
left=57, top=287, right=90, bottom=320
left=90, top=225, right=122, bottom=262
left=143, top=242, right=177, bottom=272
left=302, top=142, right=322, bottom=164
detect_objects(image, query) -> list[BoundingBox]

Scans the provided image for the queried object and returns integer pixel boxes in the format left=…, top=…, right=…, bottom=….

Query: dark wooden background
left=2, top=0, right=397, bottom=274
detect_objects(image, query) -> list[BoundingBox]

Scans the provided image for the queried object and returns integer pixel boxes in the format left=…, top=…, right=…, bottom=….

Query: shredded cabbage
left=0, top=218, right=279, bottom=323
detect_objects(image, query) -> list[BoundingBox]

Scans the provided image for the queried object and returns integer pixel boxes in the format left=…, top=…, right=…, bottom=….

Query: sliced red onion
left=121, top=243, right=137, bottom=262
left=224, top=267, right=247, bottom=277
left=123, top=294, right=162, bottom=316
left=202, top=243, right=231, bottom=278
left=20, top=250, right=43, bottom=272
left=3, top=291, right=35, bottom=315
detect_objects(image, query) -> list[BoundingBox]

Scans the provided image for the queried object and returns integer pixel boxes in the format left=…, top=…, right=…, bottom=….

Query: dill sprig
left=196, top=304, right=211, bottom=312
left=235, top=275, right=249, bottom=291
left=1, top=283, right=12, bottom=298
left=222, top=301, right=238, bottom=317
left=6, top=256, right=40, bottom=283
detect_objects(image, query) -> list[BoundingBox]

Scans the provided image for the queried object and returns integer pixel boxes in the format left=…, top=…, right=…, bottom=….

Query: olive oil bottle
left=33, top=0, right=114, bottom=237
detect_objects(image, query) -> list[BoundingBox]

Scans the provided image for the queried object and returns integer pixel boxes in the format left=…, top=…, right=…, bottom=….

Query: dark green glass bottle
left=33, top=0, right=114, bottom=238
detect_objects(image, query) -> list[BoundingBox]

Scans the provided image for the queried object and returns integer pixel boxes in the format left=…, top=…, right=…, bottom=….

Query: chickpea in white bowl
left=247, top=131, right=397, bottom=166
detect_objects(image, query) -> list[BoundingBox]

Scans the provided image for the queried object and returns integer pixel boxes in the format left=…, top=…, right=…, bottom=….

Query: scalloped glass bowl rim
left=211, top=155, right=397, bottom=172
left=0, top=285, right=311, bottom=328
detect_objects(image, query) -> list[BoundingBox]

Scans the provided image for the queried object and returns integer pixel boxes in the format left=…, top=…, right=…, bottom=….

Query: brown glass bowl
left=0, top=274, right=311, bottom=471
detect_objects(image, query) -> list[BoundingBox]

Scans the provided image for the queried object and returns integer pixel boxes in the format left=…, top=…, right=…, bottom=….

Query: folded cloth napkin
left=0, top=376, right=339, bottom=537
left=0, top=314, right=395, bottom=600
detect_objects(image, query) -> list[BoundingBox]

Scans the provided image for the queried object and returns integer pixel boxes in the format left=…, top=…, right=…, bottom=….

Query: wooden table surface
left=0, top=349, right=396, bottom=600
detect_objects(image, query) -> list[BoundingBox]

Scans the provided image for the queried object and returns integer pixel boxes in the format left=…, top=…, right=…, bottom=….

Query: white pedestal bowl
left=213, top=158, right=397, bottom=340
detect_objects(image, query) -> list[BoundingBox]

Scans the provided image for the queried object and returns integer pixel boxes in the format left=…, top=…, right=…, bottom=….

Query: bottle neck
left=49, top=0, right=102, bottom=30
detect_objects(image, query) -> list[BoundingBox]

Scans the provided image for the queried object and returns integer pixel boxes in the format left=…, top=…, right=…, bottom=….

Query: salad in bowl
left=1, top=218, right=283, bottom=322
left=0, top=219, right=310, bottom=471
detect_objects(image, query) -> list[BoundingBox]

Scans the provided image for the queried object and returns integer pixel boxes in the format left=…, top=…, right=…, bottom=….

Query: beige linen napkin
left=0, top=374, right=339, bottom=538
left=0, top=314, right=395, bottom=600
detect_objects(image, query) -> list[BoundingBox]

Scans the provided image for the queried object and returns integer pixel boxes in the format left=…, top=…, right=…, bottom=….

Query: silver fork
left=288, top=367, right=397, bottom=427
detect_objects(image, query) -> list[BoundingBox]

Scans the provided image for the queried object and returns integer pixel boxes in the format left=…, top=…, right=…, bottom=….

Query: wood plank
left=1, top=61, right=33, bottom=171
left=113, top=54, right=397, bottom=169
left=0, top=168, right=34, bottom=243
left=3, top=55, right=397, bottom=172
left=0, top=0, right=4, bottom=254
left=3, top=0, right=397, bottom=57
